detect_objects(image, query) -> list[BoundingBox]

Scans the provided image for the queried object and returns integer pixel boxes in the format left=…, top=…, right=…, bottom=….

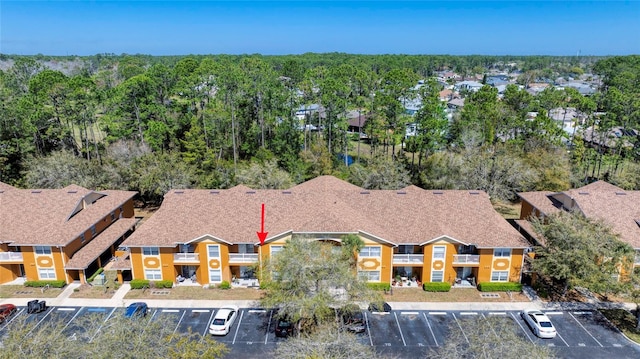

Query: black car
left=275, top=317, right=294, bottom=338
left=339, top=305, right=366, bottom=333
left=367, top=302, right=391, bottom=313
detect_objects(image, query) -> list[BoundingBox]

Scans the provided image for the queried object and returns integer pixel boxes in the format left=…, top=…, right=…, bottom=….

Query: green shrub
left=477, top=282, right=522, bottom=292
left=86, top=268, right=104, bottom=283
left=153, top=280, right=174, bottom=288
left=423, top=282, right=451, bottom=292
left=130, top=279, right=150, bottom=289
left=24, top=280, right=66, bottom=288
left=367, top=282, right=391, bottom=291
left=218, top=281, right=231, bottom=290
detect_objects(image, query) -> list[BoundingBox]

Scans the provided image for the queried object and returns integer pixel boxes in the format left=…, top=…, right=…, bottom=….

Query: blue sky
left=1, top=1, right=639, bottom=56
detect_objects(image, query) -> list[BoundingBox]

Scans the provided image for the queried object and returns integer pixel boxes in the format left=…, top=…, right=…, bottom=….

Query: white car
left=209, top=305, right=239, bottom=336
left=521, top=309, right=557, bottom=338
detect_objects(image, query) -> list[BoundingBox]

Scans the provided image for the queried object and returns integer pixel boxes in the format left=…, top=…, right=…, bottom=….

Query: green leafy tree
left=274, top=324, right=380, bottom=359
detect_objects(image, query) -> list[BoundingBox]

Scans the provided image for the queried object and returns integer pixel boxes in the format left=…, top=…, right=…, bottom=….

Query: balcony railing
left=392, top=254, right=424, bottom=264
left=453, top=254, right=480, bottom=264
left=0, top=252, right=23, bottom=262
left=173, top=253, right=199, bottom=262
left=229, top=253, right=259, bottom=263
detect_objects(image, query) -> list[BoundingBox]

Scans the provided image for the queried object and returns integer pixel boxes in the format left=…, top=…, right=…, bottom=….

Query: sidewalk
left=0, top=284, right=636, bottom=312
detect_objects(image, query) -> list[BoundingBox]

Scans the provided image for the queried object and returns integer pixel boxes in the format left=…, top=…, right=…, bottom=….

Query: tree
left=348, top=156, right=411, bottom=190
left=235, top=159, right=294, bottom=189
left=1, top=312, right=228, bottom=359
left=341, top=234, right=365, bottom=269
left=260, top=237, right=378, bottom=334
left=430, top=315, right=556, bottom=359
left=532, top=211, right=636, bottom=298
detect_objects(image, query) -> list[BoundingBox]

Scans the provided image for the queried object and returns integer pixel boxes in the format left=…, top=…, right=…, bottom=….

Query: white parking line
left=510, top=312, right=535, bottom=343
left=365, top=312, right=373, bottom=347
left=452, top=313, right=469, bottom=344
left=62, top=307, right=84, bottom=330
left=265, top=309, right=273, bottom=344
left=162, top=309, right=180, bottom=313
left=232, top=310, right=244, bottom=345
left=573, top=311, right=592, bottom=315
left=460, top=312, right=478, bottom=316
left=173, top=310, right=187, bottom=335
left=488, top=312, right=507, bottom=316
left=29, top=307, right=54, bottom=336
left=569, top=311, right=603, bottom=347
left=400, top=311, right=419, bottom=315
left=203, top=309, right=216, bottom=336
left=545, top=312, right=564, bottom=315
left=57, top=308, right=77, bottom=311
left=1, top=308, right=25, bottom=330
left=422, top=313, right=438, bottom=346
left=556, top=333, right=570, bottom=347
left=249, top=309, right=266, bottom=313
left=428, top=312, right=447, bottom=315
left=393, top=312, right=407, bottom=346
left=192, top=309, right=210, bottom=313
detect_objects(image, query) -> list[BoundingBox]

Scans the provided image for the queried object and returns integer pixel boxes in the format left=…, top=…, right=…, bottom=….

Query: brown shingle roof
left=123, top=176, right=528, bottom=249
left=65, top=218, right=137, bottom=270
left=517, top=191, right=561, bottom=217
left=0, top=186, right=137, bottom=246
left=0, top=182, right=16, bottom=191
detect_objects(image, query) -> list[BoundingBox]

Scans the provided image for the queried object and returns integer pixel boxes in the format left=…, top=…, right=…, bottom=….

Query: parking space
left=176, top=308, right=215, bottom=336
left=395, top=311, right=437, bottom=347
left=231, top=309, right=272, bottom=345
left=567, top=311, right=629, bottom=348
left=367, top=312, right=405, bottom=347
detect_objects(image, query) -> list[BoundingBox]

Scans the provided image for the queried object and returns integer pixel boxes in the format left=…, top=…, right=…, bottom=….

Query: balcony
left=453, top=254, right=480, bottom=265
left=0, top=252, right=23, bottom=262
left=173, top=253, right=199, bottom=262
left=392, top=254, right=424, bottom=264
left=229, top=253, right=259, bottom=263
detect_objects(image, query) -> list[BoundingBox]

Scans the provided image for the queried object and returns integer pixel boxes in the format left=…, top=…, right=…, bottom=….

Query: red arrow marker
left=257, top=203, right=268, bottom=245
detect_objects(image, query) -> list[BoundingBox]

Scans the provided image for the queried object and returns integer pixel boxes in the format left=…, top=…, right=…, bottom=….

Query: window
left=90, top=225, right=97, bottom=238
left=142, top=247, right=159, bottom=256
left=208, top=245, right=220, bottom=258
left=209, top=269, right=222, bottom=282
left=144, top=269, right=162, bottom=280
left=431, top=270, right=444, bottom=282
left=38, top=268, right=56, bottom=280
left=80, top=233, right=86, bottom=244
left=433, top=246, right=446, bottom=259
left=494, top=248, right=511, bottom=257
left=110, top=212, right=116, bottom=222
left=359, top=246, right=381, bottom=257
left=270, top=245, right=283, bottom=256
left=35, top=246, right=52, bottom=255
left=491, top=271, right=509, bottom=282
left=358, top=270, right=381, bottom=282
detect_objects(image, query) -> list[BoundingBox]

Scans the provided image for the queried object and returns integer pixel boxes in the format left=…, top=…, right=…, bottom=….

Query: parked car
left=124, top=302, right=149, bottom=318
left=27, top=299, right=47, bottom=314
left=209, top=305, right=239, bottom=335
left=368, top=302, right=391, bottom=313
left=0, top=304, right=17, bottom=323
left=275, top=316, right=294, bottom=338
left=339, top=304, right=366, bottom=333
left=521, top=309, right=557, bottom=338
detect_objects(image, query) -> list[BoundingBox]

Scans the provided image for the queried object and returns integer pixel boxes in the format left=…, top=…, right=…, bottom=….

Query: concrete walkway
left=1, top=284, right=636, bottom=312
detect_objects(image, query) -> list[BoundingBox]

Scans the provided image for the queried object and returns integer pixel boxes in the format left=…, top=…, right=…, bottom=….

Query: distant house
left=0, top=183, right=137, bottom=284
left=582, top=125, right=638, bottom=153
left=439, top=89, right=453, bottom=102
left=346, top=110, right=368, bottom=135
left=454, top=81, right=484, bottom=93
left=447, top=98, right=465, bottom=110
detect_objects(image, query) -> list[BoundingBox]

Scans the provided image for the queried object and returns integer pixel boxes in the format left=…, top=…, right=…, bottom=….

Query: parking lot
left=2, top=306, right=639, bottom=358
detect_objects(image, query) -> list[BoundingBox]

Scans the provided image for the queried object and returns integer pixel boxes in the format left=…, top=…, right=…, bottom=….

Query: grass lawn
left=69, top=284, right=118, bottom=299
left=382, top=287, right=530, bottom=302
left=599, top=308, right=640, bottom=344
left=124, top=286, right=264, bottom=301
left=0, top=285, right=63, bottom=299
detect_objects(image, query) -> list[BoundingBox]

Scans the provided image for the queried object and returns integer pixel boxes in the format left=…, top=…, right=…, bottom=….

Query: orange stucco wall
left=422, top=241, right=459, bottom=284
left=477, top=248, right=494, bottom=283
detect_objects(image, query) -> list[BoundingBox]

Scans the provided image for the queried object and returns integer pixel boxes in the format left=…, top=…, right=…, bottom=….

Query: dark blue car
left=124, top=302, right=148, bottom=318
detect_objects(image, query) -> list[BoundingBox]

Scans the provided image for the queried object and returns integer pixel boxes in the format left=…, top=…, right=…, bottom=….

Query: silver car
left=521, top=309, right=557, bottom=338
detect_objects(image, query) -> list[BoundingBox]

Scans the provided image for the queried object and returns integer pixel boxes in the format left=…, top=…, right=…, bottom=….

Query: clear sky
left=1, top=1, right=639, bottom=56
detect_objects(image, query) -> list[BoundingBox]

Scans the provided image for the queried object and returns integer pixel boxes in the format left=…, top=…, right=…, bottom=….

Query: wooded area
left=1, top=54, right=638, bottom=203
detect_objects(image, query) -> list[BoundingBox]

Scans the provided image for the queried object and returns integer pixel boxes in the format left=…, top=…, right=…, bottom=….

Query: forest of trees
left=0, top=53, right=638, bottom=204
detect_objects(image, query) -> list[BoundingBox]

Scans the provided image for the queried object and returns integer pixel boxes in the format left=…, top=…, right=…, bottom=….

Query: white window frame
left=110, top=212, right=116, bottom=222
left=38, top=268, right=56, bottom=280
left=431, top=270, right=444, bottom=282
left=433, top=246, right=446, bottom=259
left=491, top=271, right=509, bottom=282
left=358, top=270, right=381, bottom=282
left=209, top=269, right=222, bottom=282
left=144, top=269, right=162, bottom=280
left=359, top=246, right=381, bottom=257
left=208, top=244, right=220, bottom=258
left=142, top=247, right=159, bottom=256
left=35, top=246, right=52, bottom=255
left=80, top=233, right=86, bottom=243
left=493, top=248, right=511, bottom=257
left=90, top=224, right=97, bottom=237
left=270, top=245, right=283, bottom=256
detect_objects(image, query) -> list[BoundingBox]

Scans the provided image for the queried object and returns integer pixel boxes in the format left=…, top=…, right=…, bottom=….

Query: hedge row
left=130, top=279, right=150, bottom=289
left=367, top=282, right=391, bottom=291
left=87, top=268, right=104, bottom=283
left=218, top=281, right=231, bottom=289
left=477, top=282, right=522, bottom=292
left=153, top=280, right=174, bottom=288
left=423, top=282, right=451, bottom=292
left=24, top=280, right=66, bottom=288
